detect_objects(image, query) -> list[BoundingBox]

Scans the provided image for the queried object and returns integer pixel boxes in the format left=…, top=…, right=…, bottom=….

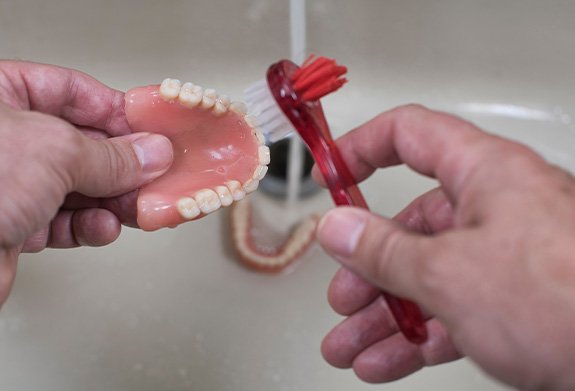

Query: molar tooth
left=258, top=145, right=271, bottom=165
left=242, top=179, right=259, bottom=194
left=218, top=94, right=231, bottom=106
left=201, top=88, right=217, bottom=109
left=215, top=185, right=233, bottom=207
left=191, top=84, right=204, bottom=94
left=230, top=101, right=248, bottom=115
left=253, top=165, right=268, bottom=181
left=179, top=82, right=203, bottom=107
left=213, top=94, right=230, bottom=116
left=160, top=78, right=182, bottom=101
left=226, top=180, right=246, bottom=201
left=194, top=189, right=222, bottom=214
left=176, top=197, right=201, bottom=220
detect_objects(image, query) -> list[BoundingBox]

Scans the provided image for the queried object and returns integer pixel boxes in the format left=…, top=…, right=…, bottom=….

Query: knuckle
left=51, top=124, right=85, bottom=188
left=389, top=104, right=428, bottom=127
left=415, top=239, right=457, bottom=297
left=373, top=230, right=396, bottom=283
left=96, top=139, right=138, bottom=192
left=371, top=226, right=410, bottom=287
left=375, top=224, right=447, bottom=297
left=21, top=112, right=83, bottom=190
left=395, top=103, right=427, bottom=116
left=99, top=141, right=126, bottom=187
left=33, top=113, right=81, bottom=157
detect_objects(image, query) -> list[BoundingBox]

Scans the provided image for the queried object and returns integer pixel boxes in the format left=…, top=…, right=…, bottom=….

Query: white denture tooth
left=218, top=94, right=231, bottom=107
left=226, top=180, right=246, bottom=201
left=254, top=128, right=266, bottom=145
left=160, top=78, right=182, bottom=101
left=201, top=88, right=217, bottom=109
left=213, top=95, right=230, bottom=116
left=191, top=84, right=204, bottom=94
left=258, top=145, right=271, bottom=165
left=284, top=244, right=299, bottom=260
left=194, top=189, right=222, bottom=214
left=213, top=102, right=226, bottom=116
left=215, top=185, right=233, bottom=207
left=179, top=82, right=203, bottom=107
left=176, top=197, right=201, bottom=220
left=242, top=179, right=259, bottom=194
left=230, top=101, right=248, bottom=115
left=244, top=115, right=258, bottom=127
left=253, top=165, right=268, bottom=181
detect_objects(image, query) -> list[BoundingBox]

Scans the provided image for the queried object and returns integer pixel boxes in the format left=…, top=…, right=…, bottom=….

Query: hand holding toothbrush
left=247, top=56, right=428, bottom=343
left=316, top=105, right=575, bottom=389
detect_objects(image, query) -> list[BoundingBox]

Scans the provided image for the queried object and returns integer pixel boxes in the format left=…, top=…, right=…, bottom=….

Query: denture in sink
left=125, top=78, right=270, bottom=231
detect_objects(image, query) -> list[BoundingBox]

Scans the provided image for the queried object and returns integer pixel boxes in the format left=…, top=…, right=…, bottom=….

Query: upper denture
left=125, top=79, right=269, bottom=231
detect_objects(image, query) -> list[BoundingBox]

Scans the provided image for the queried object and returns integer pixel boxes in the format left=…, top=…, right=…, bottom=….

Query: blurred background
left=1, top=1, right=574, bottom=390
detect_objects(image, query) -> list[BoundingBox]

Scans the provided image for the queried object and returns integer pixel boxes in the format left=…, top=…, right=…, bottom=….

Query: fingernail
left=317, top=208, right=367, bottom=258
left=132, top=134, right=173, bottom=174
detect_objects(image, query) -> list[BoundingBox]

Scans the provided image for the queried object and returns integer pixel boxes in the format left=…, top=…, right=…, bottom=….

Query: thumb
left=316, top=207, right=434, bottom=301
left=72, top=133, right=173, bottom=197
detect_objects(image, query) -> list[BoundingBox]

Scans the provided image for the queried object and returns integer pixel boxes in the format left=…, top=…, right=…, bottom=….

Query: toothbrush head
left=291, top=55, right=348, bottom=102
left=266, top=56, right=348, bottom=145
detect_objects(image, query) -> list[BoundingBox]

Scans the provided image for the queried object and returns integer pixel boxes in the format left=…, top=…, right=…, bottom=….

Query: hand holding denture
left=0, top=61, right=173, bottom=306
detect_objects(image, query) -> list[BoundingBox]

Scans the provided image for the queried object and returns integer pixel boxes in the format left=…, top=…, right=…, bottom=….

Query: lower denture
left=124, top=78, right=269, bottom=231
left=229, top=199, right=319, bottom=272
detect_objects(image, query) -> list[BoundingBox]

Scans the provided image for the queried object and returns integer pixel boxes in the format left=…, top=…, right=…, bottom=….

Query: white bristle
left=244, top=79, right=295, bottom=142
left=244, top=79, right=267, bottom=97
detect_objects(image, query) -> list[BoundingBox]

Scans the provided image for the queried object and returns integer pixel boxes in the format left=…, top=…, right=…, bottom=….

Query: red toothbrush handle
left=265, top=58, right=427, bottom=343
left=319, top=138, right=428, bottom=344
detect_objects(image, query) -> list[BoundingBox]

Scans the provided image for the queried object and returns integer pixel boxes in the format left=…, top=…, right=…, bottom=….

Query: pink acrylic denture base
left=125, top=85, right=260, bottom=231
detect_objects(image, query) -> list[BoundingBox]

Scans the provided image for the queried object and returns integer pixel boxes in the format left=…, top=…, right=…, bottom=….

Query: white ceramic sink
left=2, top=1, right=574, bottom=390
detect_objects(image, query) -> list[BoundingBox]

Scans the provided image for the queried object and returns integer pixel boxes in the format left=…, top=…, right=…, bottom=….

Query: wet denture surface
left=230, top=199, right=319, bottom=272
left=125, top=79, right=269, bottom=231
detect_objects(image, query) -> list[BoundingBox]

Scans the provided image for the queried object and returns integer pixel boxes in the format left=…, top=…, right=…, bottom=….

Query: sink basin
left=2, top=1, right=574, bottom=390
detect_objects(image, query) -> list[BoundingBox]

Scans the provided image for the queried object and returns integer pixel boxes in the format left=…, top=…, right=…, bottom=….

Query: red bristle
left=293, top=64, right=344, bottom=92
left=292, top=54, right=316, bottom=79
left=291, top=55, right=348, bottom=101
left=301, top=54, right=316, bottom=67
left=295, top=57, right=334, bottom=82
left=301, top=78, right=347, bottom=101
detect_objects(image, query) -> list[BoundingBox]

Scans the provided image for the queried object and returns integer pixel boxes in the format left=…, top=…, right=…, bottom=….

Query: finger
left=21, top=227, right=50, bottom=253
left=72, top=132, right=173, bottom=197
left=317, top=207, right=449, bottom=303
left=327, top=267, right=380, bottom=316
left=78, top=126, right=111, bottom=140
left=63, top=190, right=139, bottom=228
left=327, top=188, right=453, bottom=316
left=72, top=209, right=121, bottom=246
left=321, top=295, right=401, bottom=368
left=322, top=295, right=459, bottom=377
left=22, top=209, right=122, bottom=251
left=352, top=319, right=461, bottom=383
left=2, top=61, right=131, bottom=135
left=393, top=187, right=454, bottom=234
left=50, top=209, right=122, bottom=248
left=312, top=104, right=524, bottom=200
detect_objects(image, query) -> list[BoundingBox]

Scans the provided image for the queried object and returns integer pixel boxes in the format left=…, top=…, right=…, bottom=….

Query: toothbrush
left=244, top=55, right=428, bottom=344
